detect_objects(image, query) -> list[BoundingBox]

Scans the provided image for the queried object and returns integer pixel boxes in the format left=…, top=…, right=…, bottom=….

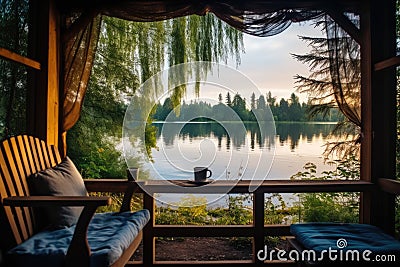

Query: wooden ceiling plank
left=0, top=47, right=41, bottom=70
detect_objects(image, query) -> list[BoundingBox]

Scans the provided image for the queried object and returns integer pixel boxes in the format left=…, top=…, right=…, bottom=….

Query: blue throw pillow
left=28, top=156, right=88, bottom=229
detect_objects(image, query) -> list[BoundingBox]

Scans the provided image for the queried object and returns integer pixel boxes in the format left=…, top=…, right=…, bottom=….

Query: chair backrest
left=0, top=135, right=62, bottom=250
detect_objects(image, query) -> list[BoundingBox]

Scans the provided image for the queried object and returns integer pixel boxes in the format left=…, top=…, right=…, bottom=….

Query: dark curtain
left=59, top=0, right=361, bottom=154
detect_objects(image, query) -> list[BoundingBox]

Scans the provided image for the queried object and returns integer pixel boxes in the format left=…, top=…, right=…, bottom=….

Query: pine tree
left=266, top=91, right=275, bottom=107
left=218, top=93, right=223, bottom=103
left=288, top=93, right=302, bottom=121
left=250, top=92, right=256, bottom=110
left=226, top=92, right=232, bottom=107
left=292, top=18, right=360, bottom=158
left=265, top=91, right=275, bottom=116
left=258, top=95, right=266, bottom=110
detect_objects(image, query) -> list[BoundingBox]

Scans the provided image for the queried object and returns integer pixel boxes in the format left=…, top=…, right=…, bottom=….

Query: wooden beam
left=84, top=179, right=134, bottom=192
left=374, top=56, right=400, bottom=71
left=378, top=178, right=400, bottom=195
left=84, top=179, right=375, bottom=194
left=0, top=47, right=41, bottom=70
left=129, top=180, right=375, bottom=194
left=46, top=0, right=59, bottom=146
left=326, top=9, right=362, bottom=44
left=143, top=192, right=156, bottom=266
left=359, top=0, right=372, bottom=226
left=253, top=192, right=264, bottom=265
left=368, top=0, right=397, bottom=234
left=27, top=0, right=59, bottom=147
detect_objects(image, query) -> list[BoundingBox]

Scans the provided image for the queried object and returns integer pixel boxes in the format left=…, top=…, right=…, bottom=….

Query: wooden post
left=359, top=0, right=372, bottom=225
left=253, top=191, right=264, bottom=265
left=27, top=0, right=59, bottom=146
left=143, top=192, right=155, bottom=266
left=368, top=0, right=397, bottom=234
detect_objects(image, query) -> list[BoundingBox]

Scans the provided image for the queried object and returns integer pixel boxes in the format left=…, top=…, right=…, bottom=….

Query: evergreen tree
left=288, top=93, right=302, bottom=121
left=257, top=95, right=266, bottom=110
left=218, top=93, right=223, bottom=103
left=292, top=19, right=360, bottom=158
left=226, top=92, right=232, bottom=107
left=265, top=91, right=275, bottom=117
left=278, top=98, right=289, bottom=121
left=250, top=92, right=256, bottom=110
left=266, top=91, right=276, bottom=107
left=232, top=93, right=248, bottom=121
left=153, top=91, right=342, bottom=123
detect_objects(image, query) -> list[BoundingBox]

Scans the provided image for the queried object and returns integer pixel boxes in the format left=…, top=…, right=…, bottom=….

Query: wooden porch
left=0, top=0, right=399, bottom=266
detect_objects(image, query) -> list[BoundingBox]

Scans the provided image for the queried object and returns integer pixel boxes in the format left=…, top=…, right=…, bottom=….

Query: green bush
left=291, top=157, right=360, bottom=223
left=156, top=195, right=209, bottom=225
left=156, top=194, right=253, bottom=225
left=296, top=192, right=359, bottom=223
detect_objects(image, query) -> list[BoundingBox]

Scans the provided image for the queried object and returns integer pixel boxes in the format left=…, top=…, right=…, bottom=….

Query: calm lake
left=148, top=121, right=339, bottom=180
left=138, top=121, right=345, bottom=207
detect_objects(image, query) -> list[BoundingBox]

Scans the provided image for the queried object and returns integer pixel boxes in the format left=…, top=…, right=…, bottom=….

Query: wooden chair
left=0, top=135, right=148, bottom=267
left=287, top=178, right=400, bottom=266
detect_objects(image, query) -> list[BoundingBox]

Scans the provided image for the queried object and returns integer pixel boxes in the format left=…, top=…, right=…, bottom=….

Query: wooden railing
left=85, top=179, right=375, bottom=266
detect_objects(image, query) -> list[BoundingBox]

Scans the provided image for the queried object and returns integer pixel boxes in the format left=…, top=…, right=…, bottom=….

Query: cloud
left=226, top=22, right=324, bottom=102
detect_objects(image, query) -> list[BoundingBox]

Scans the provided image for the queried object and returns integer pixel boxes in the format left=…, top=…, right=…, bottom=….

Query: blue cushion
left=7, top=210, right=150, bottom=267
left=291, top=223, right=400, bottom=257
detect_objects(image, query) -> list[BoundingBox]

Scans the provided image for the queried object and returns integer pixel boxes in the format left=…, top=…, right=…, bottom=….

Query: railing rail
left=87, top=179, right=375, bottom=266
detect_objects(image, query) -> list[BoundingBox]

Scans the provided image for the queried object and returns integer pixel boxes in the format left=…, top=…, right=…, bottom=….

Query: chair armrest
left=3, top=196, right=111, bottom=207
left=3, top=196, right=111, bottom=267
left=378, top=178, right=400, bottom=195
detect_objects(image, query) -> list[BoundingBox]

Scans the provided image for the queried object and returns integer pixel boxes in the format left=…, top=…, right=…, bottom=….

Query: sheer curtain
left=325, top=14, right=361, bottom=127
left=59, top=0, right=360, bottom=154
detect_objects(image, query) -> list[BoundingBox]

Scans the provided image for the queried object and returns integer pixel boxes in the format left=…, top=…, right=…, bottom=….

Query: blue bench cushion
left=7, top=210, right=150, bottom=267
left=290, top=223, right=400, bottom=257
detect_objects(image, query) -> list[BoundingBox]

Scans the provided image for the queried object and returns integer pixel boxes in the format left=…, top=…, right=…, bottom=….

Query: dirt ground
left=132, top=237, right=253, bottom=261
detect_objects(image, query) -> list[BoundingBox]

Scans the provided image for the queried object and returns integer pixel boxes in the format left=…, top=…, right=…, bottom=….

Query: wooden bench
left=0, top=135, right=149, bottom=267
left=287, top=178, right=400, bottom=266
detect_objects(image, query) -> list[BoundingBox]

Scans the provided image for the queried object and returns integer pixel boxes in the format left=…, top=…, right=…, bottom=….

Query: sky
left=196, top=21, right=325, bottom=104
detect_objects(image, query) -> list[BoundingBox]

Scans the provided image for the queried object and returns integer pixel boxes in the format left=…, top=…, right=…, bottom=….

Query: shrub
left=291, top=157, right=360, bottom=223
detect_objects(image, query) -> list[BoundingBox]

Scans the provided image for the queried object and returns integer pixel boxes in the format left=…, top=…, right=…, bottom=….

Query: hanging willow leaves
left=68, top=14, right=243, bottom=175
left=164, top=14, right=244, bottom=108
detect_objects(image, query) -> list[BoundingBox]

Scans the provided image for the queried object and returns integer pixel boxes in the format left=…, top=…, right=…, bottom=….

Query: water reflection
left=154, top=122, right=337, bottom=152
left=276, top=123, right=334, bottom=151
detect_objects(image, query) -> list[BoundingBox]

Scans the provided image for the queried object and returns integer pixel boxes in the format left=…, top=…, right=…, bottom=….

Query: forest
left=152, top=91, right=342, bottom=122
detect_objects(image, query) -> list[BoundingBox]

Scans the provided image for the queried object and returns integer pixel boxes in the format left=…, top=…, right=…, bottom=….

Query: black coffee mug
left=194, top=167, right=212, bottom=182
